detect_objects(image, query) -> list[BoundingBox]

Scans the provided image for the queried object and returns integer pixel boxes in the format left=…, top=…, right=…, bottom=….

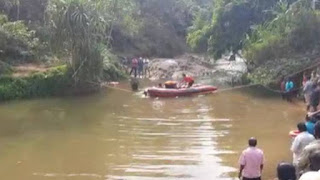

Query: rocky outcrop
left=148, top=54, right=248, bottom=86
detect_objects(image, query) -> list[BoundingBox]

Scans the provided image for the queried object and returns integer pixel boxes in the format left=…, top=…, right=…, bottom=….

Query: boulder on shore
left=148, top=54, right=247, bottom=86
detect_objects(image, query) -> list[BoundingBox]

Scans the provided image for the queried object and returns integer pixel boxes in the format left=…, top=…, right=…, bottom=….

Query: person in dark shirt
left=310, top=83, right=320, bottom=112
left=138, top=57, right=144, bottom=78
left=281, top=77, right=287, bottom=100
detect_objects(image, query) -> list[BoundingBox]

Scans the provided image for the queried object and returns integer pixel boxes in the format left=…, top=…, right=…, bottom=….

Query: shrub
left=0, top=14, right=39, bottom=63
left=244, top=3, right=320, bottom=66
left=0, top=65, right=72, bottom=101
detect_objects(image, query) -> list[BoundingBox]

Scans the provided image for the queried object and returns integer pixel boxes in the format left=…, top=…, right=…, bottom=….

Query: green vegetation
left=0, top=66, right=72, bottom=101
left=187, top=0, right=320, bottom=85
left=0, top=0, right=212, bottom=100
left=0, top=0, right=319, bottom=100
left=0, top=14, right=39, bottom=62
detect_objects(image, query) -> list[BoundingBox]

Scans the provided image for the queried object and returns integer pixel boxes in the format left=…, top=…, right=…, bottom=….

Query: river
left=0, top=84, right=306, bottom=180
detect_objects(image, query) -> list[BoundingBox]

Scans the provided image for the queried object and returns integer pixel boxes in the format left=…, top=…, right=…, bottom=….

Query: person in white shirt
left=143, top=58, right=150, bottom=77
left=299, top=150, right=320, bottom=180
left=291, top=123, right=315, bottom=165
left=298, top=122, right=320, bottom=174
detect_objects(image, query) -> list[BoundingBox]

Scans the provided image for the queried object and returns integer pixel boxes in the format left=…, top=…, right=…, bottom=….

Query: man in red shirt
left=181, top=73, right=194, bottom=88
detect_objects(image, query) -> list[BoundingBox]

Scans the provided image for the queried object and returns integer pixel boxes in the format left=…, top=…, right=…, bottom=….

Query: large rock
left=148, top=53, right=248, bottom=86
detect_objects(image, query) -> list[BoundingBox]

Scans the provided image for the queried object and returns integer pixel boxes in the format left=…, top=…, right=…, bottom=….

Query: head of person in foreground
left=277, top=162, right=296, bottom=180
left=248, top=137, right=257, bottom=147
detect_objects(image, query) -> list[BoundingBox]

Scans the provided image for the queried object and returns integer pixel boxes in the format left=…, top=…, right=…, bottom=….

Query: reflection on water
left=0, top=86, right=305, bottom=180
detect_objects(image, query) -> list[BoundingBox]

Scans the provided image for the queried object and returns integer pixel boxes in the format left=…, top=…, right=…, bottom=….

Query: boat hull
left=147, top=85, right=218, bottom=98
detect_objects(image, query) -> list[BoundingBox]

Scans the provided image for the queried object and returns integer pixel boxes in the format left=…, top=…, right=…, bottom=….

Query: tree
left=187, top=0, right=299, bottom=59
left=47, top=0, right=138, bottom=86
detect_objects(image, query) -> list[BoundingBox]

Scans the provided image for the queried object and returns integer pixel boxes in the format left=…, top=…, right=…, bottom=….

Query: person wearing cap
left=238, top=138, right=264, bottom=180
left=291, top=123, right=315, bottom=165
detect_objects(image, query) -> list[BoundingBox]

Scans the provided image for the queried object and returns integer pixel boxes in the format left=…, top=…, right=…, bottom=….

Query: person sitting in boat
left=164, top=81, right=177, bottom=89
left=181, top=73, right=194, bottom=88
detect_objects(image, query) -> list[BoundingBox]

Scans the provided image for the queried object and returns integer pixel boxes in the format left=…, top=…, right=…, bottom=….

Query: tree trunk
left=106, top=0, right=118, bottom=48
left=16, top=0, right=20, bottom=20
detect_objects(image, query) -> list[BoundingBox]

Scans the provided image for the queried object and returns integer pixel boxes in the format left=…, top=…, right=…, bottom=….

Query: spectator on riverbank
left=291, top=123, right=315, bottom=165
left=129, top=57, right=138, bottom=78
left=310, top=83, right=320, bottom=112
left=238, top=138, right=264, bottom=180
left=302, top=72, right=308, bottom=87
left=305, top=115, right=316, bottom=135
left=138, top=57, right=144, bottom=77
left=281, top=77, right=287, bottom=100
left=277, top=162, right=296, bottom=180
left=303, top=76, right=314, bottom=111
left=311, top=71, right=319, bottom=84
left=298, top=122, right=320, bottom=174
left=299, top=150, right=320, bottom=180
left=144, top=58, right=150, bottom=77
left=285, top=78, right=294, bottom=102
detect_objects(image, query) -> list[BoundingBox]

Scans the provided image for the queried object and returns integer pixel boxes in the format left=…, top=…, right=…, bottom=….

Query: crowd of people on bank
left=239, top=70, right=320, bottom=180
left=124, top=57, right=150, bottom=78
left=238, top=122, right=320, bottom=180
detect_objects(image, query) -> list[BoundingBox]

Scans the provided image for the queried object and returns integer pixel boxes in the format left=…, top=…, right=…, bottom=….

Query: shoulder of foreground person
left=305, top=140, right=320, bottom=150
left=298, top=140, right=320, bottom=170
left=299, top=171, right=320, bottom=180
left=256, top=148, right=264, bottom=153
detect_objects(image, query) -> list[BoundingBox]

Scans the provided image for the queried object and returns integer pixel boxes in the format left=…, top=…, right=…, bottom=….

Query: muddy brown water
left=0, top=85, right=306, bottom=180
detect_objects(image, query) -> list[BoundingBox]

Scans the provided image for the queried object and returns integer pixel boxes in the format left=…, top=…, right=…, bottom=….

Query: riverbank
left=0, top=65, right=72, bottom=101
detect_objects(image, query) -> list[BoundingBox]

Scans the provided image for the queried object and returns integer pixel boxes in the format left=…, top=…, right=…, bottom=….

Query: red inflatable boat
left=147, top=85, right=218, bottom=98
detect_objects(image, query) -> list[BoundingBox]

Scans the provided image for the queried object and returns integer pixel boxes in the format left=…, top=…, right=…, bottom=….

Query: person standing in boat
left=181, top=73, right=194, bottom=88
